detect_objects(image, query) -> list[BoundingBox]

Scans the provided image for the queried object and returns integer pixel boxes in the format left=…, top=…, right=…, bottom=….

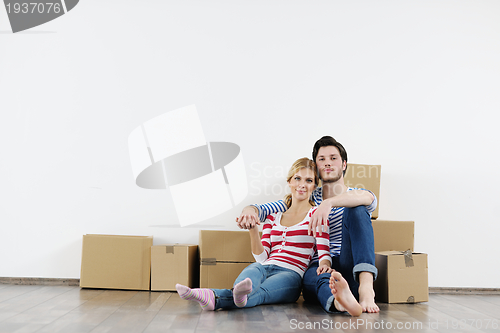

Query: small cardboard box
left=343, top=164, right=381, bottom=219
left=80, top=234, right=153, bottom=290
left=372, top=220, right=414, bottom=252
left=374, top=251, right=428, bottom=303
left=199, top=230, right=255, bottom=289
left=151, top=244, right=198, bottom=291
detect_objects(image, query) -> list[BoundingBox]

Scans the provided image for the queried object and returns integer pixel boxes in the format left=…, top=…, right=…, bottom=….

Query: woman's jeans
left=302, top=205, right=378, bottom=312
left=212, top=262, right=302, bottom=310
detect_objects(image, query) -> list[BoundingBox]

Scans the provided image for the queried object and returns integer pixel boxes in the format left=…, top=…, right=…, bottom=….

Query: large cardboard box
left=151, top=244, right=198, bottom=291
left=80, top=234, right=153, bottom=290
left=344, top=164, right=381, bottom=219
left=374, top=251, right=428, bottom=303
left=372, top=220, right=414, bottom=252
left=199, top=230, right=255, bottom=289
left=199, top=230, right=255, bottom=262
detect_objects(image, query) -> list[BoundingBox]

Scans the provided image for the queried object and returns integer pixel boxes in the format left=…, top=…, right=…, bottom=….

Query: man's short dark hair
left=312, top=136, right=348, bottom=176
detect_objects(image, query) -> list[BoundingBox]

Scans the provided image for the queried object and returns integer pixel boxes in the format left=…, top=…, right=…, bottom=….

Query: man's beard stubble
left=320, top=170, right=342, bottom=184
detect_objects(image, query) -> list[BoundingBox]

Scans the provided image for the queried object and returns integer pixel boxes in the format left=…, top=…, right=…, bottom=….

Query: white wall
left=1, top=0, right=499, bottom=288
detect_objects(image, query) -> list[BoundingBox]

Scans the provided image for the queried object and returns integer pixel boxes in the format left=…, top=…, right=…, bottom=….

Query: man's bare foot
left=358, top=272, right=380, bottom=313
left=329, top=272, right=362, bottom=317
left=359, top=283, right=380, bottom=313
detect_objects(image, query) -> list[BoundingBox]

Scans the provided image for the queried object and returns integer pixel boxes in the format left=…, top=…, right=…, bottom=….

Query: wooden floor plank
left=438, top=294, right=500, bottom=320
left=142, top=312, right=181, bottom=333
left=90, top=310, right=158, bottom=333
left=115, top=291, right=167, bottom=312
left=426, top=295, right=499, bottom=333
left=89, top=291, right=170, bottom=333
left=143, top=292, right=201, bottom=332
left=476, top=295, right=500, bottom=307
left=1, top=287, right=103, bottom=329
left=430, top=294, right=499, bottom=319
left=391, top=300, right=469, bottom=333
left=0, top=287, right=104, bottom=333
left=0, top=285, right=42, bottom=304
left=35, top=311, right=113, bottom=333
left=146, top=292, right=172, bottom=312
left=35, top=289, right=139, bottom=333
left=158, top=292, right=202, bottom=315
left=0, top=286, right=74, bottom=323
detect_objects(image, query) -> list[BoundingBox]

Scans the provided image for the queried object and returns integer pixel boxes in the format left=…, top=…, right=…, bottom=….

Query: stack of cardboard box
left=199, top=230, right=255, bottom=289
left=345, top=164, right=428, bottom=303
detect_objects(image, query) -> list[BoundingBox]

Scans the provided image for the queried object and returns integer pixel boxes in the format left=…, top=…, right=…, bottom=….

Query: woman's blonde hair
left=284, top=157, right=319, bottom=208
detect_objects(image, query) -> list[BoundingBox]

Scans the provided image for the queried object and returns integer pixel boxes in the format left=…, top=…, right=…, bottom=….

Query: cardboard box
left=344, top=164, right=381, bottom=219
left=199, top=230, right=255, bottom=263
left=200, top=262, right=250, bottom=289
left=151, top=244, right=198, bottom=291
left=200, top=230, right=255, bottom=262
left=374, top=251, right=428, bottom=303
left=199, top=230, right=255, bottom=289
left=80, top=234, right=152, bottom=290
left=372, top=220, right=414, bottom=252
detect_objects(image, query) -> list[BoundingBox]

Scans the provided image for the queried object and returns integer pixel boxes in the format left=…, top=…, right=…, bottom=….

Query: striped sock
left=233, top=278, right=252, bottom=308
left=176, top=284, right=215, bottom=311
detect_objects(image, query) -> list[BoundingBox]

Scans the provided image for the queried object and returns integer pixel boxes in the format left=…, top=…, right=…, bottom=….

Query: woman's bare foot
left=329, top=272, right=362, bottom=317
left=358, top=272, right=380, bottom=313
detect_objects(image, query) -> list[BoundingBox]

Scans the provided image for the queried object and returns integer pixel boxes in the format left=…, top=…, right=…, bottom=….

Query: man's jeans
left=212, top=262, right=302, bottom=310
left=302, top=205, right=378, bottom=312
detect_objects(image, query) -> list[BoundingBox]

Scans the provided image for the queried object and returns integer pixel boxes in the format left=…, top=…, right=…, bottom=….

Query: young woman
left=176, top=157, right=332, bottom=310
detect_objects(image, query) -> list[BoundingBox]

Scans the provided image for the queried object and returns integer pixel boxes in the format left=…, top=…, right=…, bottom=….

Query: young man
left=236, top=136, right=379, bottom=313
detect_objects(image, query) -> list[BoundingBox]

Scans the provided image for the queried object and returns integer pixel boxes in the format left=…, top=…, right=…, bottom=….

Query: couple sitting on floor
left=176, top=136, right=379, bottom=317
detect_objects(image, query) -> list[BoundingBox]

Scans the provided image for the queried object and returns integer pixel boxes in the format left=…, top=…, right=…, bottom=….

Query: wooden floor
left=1, top=284, right=500, bottom=333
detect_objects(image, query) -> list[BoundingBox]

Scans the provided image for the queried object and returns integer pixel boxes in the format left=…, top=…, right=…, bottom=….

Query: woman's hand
left=309, top=200, right=332, bottom=236
left=236, top=206, right=260, bottom=230
left=317, top=264, right=334, bottom=275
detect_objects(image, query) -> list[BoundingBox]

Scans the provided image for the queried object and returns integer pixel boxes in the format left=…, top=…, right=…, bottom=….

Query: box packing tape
left=201, top=258, right=217, bottom=266
left=201, top=258, right=255, bottom=266
left=403, top=249, right=414, bottom=267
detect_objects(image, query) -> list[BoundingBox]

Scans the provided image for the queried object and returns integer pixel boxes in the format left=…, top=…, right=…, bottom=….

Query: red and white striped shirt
left=253, top=207, right=331, bottom=277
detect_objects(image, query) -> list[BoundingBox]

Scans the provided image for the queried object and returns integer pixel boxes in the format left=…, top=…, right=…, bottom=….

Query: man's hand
left=317, top=264, right=334, bottom=275
left=236, top=206, right=260, bottom=230
left=309, top=200, right=332, bottom=236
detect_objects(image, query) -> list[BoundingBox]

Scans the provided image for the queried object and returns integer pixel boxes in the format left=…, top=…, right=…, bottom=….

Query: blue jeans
left=212, top=262, right=302, bottom=310
left=302, top=205, right=378, bottom=313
